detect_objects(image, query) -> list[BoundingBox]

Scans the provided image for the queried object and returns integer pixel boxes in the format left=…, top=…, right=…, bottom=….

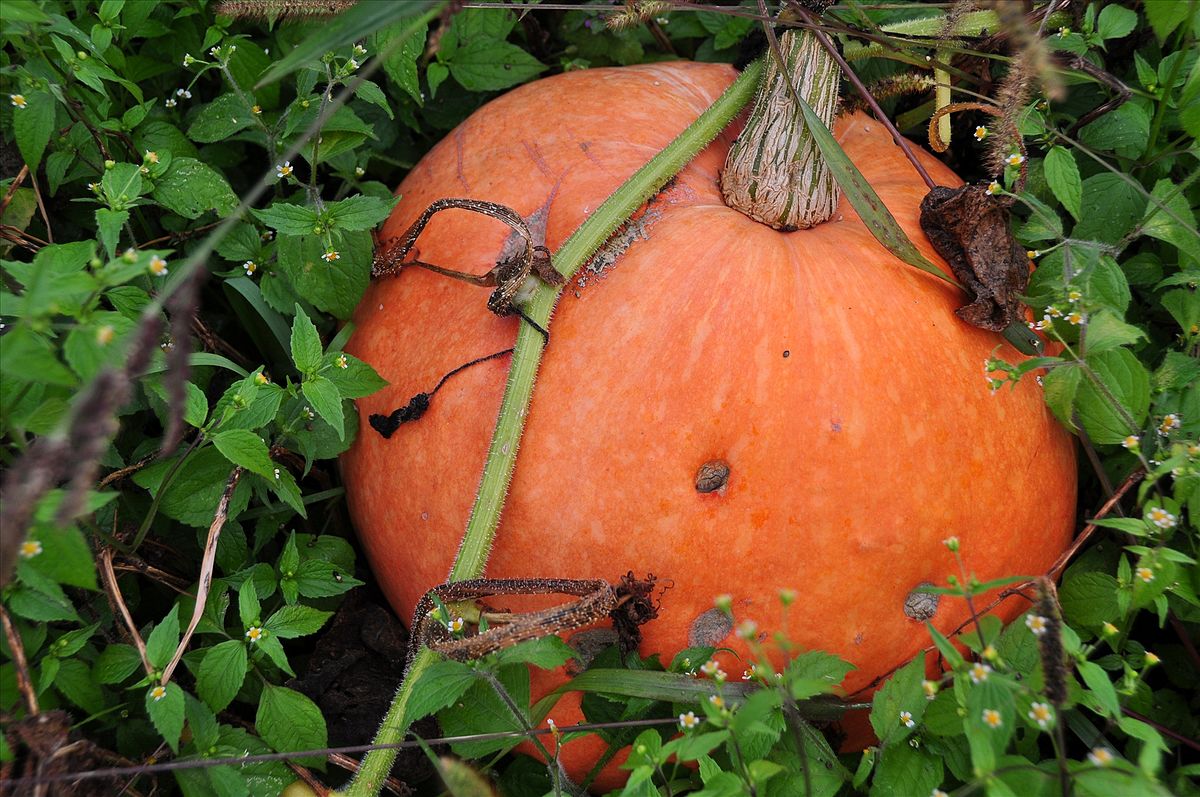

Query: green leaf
left=1076, top=349, right=1150, bottom=444
left=238, top=579, right=260, bottom=628
left=290, top=305, right=323, bottom=375
left=406, top=659, right=478, bottom=722
left=185, top=693, right=220, bottom=751
left=263, top=605, right=332, bottom=639
left=132, top=448, right=250, bottom=527
left=302, top=375, right=344, bottom=439
left=1079, top=103, right=1150, bottom=158
left=152, top=158, right=238, bottom=220
left=324, top=352, right=388, bottom=398
left=1161, top=289, right=1200, bottom=336
left=1096, top=4, right=1138, bottom=40
left=1075, top=174, right=1145, bottom=244
left=1141, top=179, right=1200, bottom=265
left=373, top=20, right=427, bottom=104
left=146, top=682, right=186, bottom=752
left=255, top=685, right=327, bottom=764
left=292, top=557, right=362, bottom=597
left=325, top=195, right=398, bottom=232
left=7, top=566, right=79, bottom=622
left=212, top=429, right=275, bottom=480
left=54, top=658, right=106, bottom=715
left=964, top=678, right=1015, bottom=774
left=1084, top=311, right=1146, bottom=356
left=1043, top=146, right=1082, bottom=222
left=95, top=208, right=129, bottom=258
left=1078, top=660, right=1121, bottom=717
left=869, top=742, right=943, bottom=797
left=275, top=230, right=373, bottom=319
left=145, top=605, right=180, bottom=670
left=492, top=636, right=577, bottom=669
left=24, top=518, right=99, bottom=590
left=197, top=640, right=248, bottom=712
left=95, top=644, right=143, bottom=684
left=353, top=78, right=394, bottom=118
left=448, top=39, right=547, bottom=91
left=1059, top=572, right=1120, bottom=629
left=187, top=93, right=255, bottom=143
left=13, top=91, right=55, bottom=170
left=253, top=202, right=320, bottom=237
left=870, top=656, right=925, bottom=743
left=1145, top=0, right=1190, bottom=40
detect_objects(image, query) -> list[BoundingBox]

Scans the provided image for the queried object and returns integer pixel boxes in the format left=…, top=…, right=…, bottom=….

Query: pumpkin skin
left=342, top=61, right=1075, bottom=779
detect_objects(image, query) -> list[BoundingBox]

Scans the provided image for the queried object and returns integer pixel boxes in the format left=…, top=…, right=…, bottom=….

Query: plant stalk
left=337, top=59, right=765, bottom=797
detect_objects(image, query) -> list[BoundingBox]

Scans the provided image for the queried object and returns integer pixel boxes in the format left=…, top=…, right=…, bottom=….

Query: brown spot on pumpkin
left=904, top=583, right=940, bottom=621
left=695, top=460, right=730, bottom=493
left=783, top=350, right=790, bottom=358
left=688, top=608, right=733, bottom=647
left=854, top=632, right=864, bottom=645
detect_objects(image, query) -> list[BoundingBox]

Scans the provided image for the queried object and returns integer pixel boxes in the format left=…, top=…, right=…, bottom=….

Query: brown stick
left=98, top=548, right=155, bottom=677
left=27, top=171, right=53, bottom=245
left=97, top=454, right=157, bottom=490
left=0, top=164, right=30, bottom=217
left=0, top=603, right=39, bottom=714
left=160, top=467, right=243, bottom=686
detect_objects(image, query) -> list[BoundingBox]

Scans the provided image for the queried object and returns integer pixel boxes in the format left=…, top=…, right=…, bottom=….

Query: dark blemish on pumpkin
left=783, top=350, right=790, bottom=358
left=830, top=420, right=841, bottom=432
left=904, top=583, right=939, bottom=621
left=854, top=632, right=864, bottom=645
left=454, top=128, right=471, bottom=192
left=688, top=608, right=733, bottom=647
left=695, top=460, right=730, bottom=493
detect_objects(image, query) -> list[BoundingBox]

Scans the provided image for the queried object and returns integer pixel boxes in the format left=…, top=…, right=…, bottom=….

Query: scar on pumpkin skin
left=695, top=460, right=730, bottom=493
left=904, top=583, right=940, bottom=621
left=688, top=607, right=733, bottom=647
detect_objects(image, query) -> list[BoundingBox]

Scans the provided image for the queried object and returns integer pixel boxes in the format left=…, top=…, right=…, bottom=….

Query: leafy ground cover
left=0, top=1, right=1197, bottom=796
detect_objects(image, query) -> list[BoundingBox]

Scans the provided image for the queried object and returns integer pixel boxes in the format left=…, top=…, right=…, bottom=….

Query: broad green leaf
left=1078, top=660, right=1121, bottom=717
left=1079, top=103, right=1150, bottom=159
left=1145, top=0, right=1190, bottom=40
left=95, top=644, right=143, bottom=684
left=132, top=447, right=251, bottom=527
left=1161, top=289, right=1200, bottom=336
left=212, top=429, right=276, bottom=480
left=253, top=202, right=321, bottom=237
left=152, top=158, right=238, bottom=220
left=302, top=375, right=344, bottom=439
left=293, top=558, right=362, bottom=597
left=63, top=312, right=137, bottom=381
left=238, top=578, right=260, bottom=628
left=187, top=93, right=255, bottom=143
left=406, top=659, right=478, bottom=722
left=1141, top=179, right=1200, bottom=265
left=1076, top=348, right=1150, bottom=444
left=492, top=636, right=577, bottom=669
left=1084, top=311, right=1146, bottom=355
left=1096, top=4, right=1138, bottom=40
left=290, top=305, right=323, bottom=375
left=324, top=352, right=388, bottom=398
left=275, top=229, right=373, bottom=319
left=23, top=520, right=98, bottom=590
left=95, top=208, right=129, bottom=258
left=1059, top=571, right=1120, bottom=629
left=1074, top=173, right=1145, bottom=244
left=12, top=90, right=55, bottom=170
left=263, top=604, right=332, bottom=639
left=196, top=640, right=249, bottom=713
left=185, top=694, right=220, bottom=751
left=1043, top=146, right=1082, bottom=221
left=325, top=195, right=398, bottom=232
left=145, top=604, right=180, bottom=669
left=53, top=658, right=105, bottom=715
left=448, top=39, right=547, bottom=91
left=146, top=682, right=186, bottom=752
left=373, top=20, right=427, bottom=104
left=870, top=656, right=925, bottom=743
left=255, top=685, right=327, bottom=764
left=869, top=742, right=943, bottom=797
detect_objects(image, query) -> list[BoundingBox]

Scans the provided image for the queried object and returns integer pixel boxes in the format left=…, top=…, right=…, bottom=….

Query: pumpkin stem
left=721, top=27, right=841, bottom=230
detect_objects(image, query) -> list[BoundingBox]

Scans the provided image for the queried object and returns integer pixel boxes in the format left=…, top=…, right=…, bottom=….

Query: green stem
left=336, top=59, right=764, bottom=797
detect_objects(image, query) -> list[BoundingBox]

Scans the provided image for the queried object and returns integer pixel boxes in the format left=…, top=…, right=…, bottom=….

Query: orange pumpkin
left=342, top=61, right=1075, bottom=780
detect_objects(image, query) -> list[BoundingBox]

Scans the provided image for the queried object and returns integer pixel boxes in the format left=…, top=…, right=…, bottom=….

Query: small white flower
left=986, top=180, right=1002, bottom=195
left=336, top=354, right=349, bottom=369
left=165, top=98, right=177, bottom=108
left=175, top=88, right=192, bottom=99
left=243, top=260, right=257, bottom=275
left=1065, top=310, right=1086, bottom=326
left=245, top=626, right=264, bottom=643
left=144, top=150, right=159, bottom=164
left=900, top=710, right=915, bottom=728
left=353, top=43, right=367, bottom=56
left=346, top=58, right=359, bottom=71
left=149, top=256, right=169, bottom=276
left=974, top=125, right=987, bottom=141
left=1159, top=414, right=1182, bottom=435
left=1148, top=507, right=1177, bottom=529
left=1122, top=435, right=1139, bottom=450
left=19, top=540, right=42, bottom=559
left=182, top=53, right=195, bottom=66
left=251, top=104, right=262, bottom=115
left=321, top=250, right=340, bottom=263
left=10, top=94, right=27, bottom=109
left=1136, top=566, right=1154, bottom=583
left=981, top=708, right=1003, bottom=728
left=209, top=46, right=220, bottom=57
left=708, top=694, right=725, bottom=709
left=1006, top=152, right=1026, bottom=167
left=1025, top=614, right=1049, bottom=636
left=1067, top=289, right=1083, bottom=302
left=678, top=711, right=700, bottom=730
left=1058, top=26, right=1071, bottom=37
left=1028, top=702, right=1053, bottom=729
left=150, top=685, right=167, bottom=701
left=273, top=467, right=281, bottom=480
left=1088, top=747, right=1113, bottom=767
left=276, top=161, right=293, bottom=179
left=969, top=663, right=992, bottom=683
left=446, top=616, right=464, bottom=633
left=354, top=166, right=365, bottom=177
left=932, top=791, right=950, bottom=797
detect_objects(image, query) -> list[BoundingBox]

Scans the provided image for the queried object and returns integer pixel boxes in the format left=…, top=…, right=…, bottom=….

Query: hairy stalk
left=338, top=60, right=764, bottom=797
